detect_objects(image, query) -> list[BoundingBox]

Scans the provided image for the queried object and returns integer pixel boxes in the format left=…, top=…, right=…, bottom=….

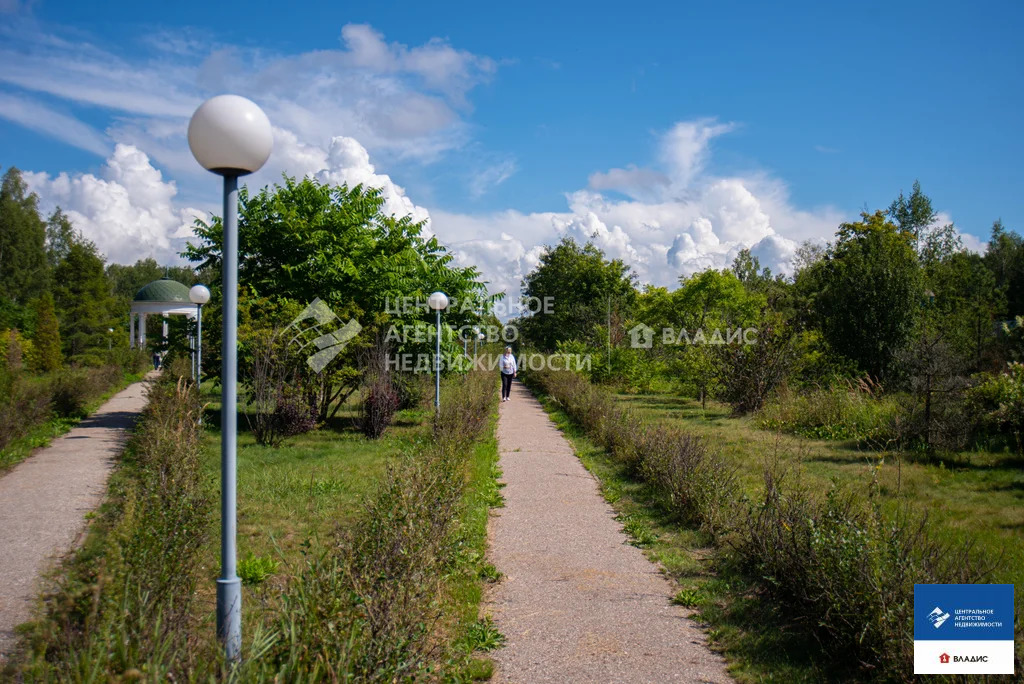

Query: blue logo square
left=914, top=584, right=1014, bottom=641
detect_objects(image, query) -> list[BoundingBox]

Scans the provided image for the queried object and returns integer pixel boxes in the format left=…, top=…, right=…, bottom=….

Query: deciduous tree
left=519, top=237, right=636, bottom=351
left=803, top=211, right=922, bottom=380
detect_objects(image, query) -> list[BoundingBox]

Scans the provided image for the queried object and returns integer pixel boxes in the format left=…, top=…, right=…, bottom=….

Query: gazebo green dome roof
left=133, top=278, right=191, bottom=303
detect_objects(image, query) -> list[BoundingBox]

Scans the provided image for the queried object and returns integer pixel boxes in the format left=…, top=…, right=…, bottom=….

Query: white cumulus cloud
left=23, top=144, right=206, bottom=264
left=23, top=136, right=432, bottom=267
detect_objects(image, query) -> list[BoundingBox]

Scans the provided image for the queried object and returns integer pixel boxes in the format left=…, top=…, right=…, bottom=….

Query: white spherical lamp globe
left=427, top=291, right=449, bottom=311
left=189, top=284, right=211, bottom=305
left=187, top=95, right=273, bottom=175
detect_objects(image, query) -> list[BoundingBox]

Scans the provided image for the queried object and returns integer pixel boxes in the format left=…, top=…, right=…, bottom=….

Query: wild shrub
left=1, top=364, right=125, bottom=454
left=361, top=375, right=400, bottom=439
left=529, top=367, right=733, bottom=533
left=733, top=463, right=992, bottom=679
left=892, top=331, right=976, bottom=454
left=637, top=424, right=737, bottom=535
left=757, top=379, right=901, bottom=443
left=433, top=370, right=494, bottom=449
left=393, top=370, right=429, bottom=409
left=260, top=451, right=464, bottom=679
left=525, top=367, right=1001, bottom=679
left=716, top=315, right=795, bottom=414
left=359, top=333, right=401, bottom=439
left=50, top=365, right=122, bottom=418
left=0, top=375, right=52, bottom=451
left=971, top=362, right=1024, bottom=455
left=245, top=328, right=317, bottom=446
left=271, top=385, right=318, bottom=439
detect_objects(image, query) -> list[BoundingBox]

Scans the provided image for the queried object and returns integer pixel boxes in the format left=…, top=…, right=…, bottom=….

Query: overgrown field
left=619, top=392, right=1024, bottom=586
left=8, top=364, right=502, bottom=682
left=524, top=367, right=1022, bottom=683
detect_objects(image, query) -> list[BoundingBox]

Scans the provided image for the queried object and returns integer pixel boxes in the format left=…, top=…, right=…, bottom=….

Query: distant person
left=152, top=351, right=161, bottom=371
left=500, top=346, right=517, bottom=402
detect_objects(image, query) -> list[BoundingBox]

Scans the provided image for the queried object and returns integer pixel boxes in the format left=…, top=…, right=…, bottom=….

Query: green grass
left=192, top=389, right=433, bottom=635
left=459, top=617, right=506, bottom=652
left=0, top=371, right=143, bottom=473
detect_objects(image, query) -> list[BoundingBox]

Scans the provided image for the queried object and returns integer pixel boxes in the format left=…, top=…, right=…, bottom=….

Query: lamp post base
left=216, top=576, right=242, bottom=662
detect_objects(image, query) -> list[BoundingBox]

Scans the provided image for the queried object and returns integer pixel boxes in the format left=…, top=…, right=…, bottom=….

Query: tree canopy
left=519, top=237, right=636, bottom=351
left=800, top=211, right=922, bottom=380
left=184, top=177, right=489, bottom=328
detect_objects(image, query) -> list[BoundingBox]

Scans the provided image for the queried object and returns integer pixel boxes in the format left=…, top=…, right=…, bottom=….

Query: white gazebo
left=129, top=277, right=198, bottom=348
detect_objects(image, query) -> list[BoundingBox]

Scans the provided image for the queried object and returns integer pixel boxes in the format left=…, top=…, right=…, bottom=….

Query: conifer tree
left=32, top=292, right=62, bottom=372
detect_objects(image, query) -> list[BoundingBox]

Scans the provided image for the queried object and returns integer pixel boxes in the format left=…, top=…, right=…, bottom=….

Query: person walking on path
left=499, top=346, right=517, bottom=402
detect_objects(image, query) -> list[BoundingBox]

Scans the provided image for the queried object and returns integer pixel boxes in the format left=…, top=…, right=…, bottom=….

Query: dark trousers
left=501, top=372, right=514, bottom=399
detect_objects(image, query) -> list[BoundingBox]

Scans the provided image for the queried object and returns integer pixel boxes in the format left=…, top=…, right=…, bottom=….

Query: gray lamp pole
left=188, top=94, right=272, bottom=664
left=190, top=284, right=210, bottom=422
left=428, top=291, right=449, bottom=413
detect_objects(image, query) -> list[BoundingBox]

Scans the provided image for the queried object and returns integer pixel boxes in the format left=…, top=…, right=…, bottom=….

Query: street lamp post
left=427, top=291, right=449, bottom=412
left=190, top=284, right=210, bottom=420
left=188, top=94, right=272, bottom=663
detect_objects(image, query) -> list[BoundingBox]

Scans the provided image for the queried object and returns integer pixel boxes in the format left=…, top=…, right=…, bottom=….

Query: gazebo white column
left=131, top=278, right=200, bottom=355
left=129, top=313, right=136, bottom=349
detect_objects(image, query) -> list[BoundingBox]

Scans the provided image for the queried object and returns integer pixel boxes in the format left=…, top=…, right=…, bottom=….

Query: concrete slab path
left=0, top=374, right=155, bottom=660
left=485, top=380, right=732, bottom=684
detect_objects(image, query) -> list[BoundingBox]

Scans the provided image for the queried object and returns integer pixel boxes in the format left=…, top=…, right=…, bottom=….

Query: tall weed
left=758, top=380, right=901, bottom=443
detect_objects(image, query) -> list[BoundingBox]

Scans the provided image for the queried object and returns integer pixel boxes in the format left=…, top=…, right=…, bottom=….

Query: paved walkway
left=0, top=375, right=155, bottom=660
left=485, top=381, right=732, bottom=684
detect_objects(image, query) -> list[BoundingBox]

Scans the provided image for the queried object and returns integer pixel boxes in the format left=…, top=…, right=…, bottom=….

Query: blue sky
left=1, top=0, right=1021, bottom=298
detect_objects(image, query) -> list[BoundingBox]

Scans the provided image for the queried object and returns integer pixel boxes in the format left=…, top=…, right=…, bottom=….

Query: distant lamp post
left=427, top=291, right=449, bottom=412
left=190, top=283, right=210, bottom=393
left=107, top=328, right=114, bottom=350
left=188, top=94, right=272, bottom=663
left=474, top=327, right=482, bottom=357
